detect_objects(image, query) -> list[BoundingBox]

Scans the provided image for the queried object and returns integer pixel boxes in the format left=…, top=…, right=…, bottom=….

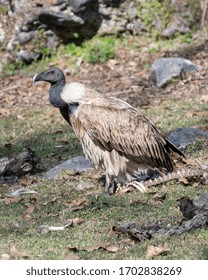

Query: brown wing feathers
left=78, top=98, right=184, bottom=172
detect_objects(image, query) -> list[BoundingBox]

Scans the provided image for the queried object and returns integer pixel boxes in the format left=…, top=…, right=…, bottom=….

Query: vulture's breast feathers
left=61, top=82, right=87, bottom=105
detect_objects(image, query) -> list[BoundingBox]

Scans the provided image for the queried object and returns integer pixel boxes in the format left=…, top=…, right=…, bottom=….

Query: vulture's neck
left=49, top=78, right=67, bottom=108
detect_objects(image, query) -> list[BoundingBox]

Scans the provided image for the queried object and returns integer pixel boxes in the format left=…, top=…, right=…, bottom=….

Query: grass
left=0, top=94, right=208, bottom=259
left=0, top=108, right=81, bottom=167
left=142, top=98, right=208, bottom=133
left=0, top=32, right=208, bottom=259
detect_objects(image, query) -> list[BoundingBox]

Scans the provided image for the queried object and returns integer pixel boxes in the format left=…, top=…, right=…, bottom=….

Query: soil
left=1, top=36, right=208, bottom=117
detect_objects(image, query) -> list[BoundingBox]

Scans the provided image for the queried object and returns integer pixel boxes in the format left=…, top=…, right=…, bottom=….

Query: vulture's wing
left=77, top=97, right=184, bottom=172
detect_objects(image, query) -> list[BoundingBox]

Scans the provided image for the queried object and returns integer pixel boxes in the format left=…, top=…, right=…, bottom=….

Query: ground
left=0, top=33, right=208, bottom=260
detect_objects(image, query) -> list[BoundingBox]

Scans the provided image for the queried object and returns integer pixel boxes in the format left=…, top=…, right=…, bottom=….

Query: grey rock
left=132, top=19, right=143, bottom=34
left=162, top=26, right=176, bottom=38
left=194, top=193, right=208, bottom=208
left=38, top=10, right=84, bottom=27
left=57, top=0, right=69, bottom=11
left=69, top=0, right=93, bottom=13
left=127, top=6, right=137, bottom=20
left=18, top=50, right=40, bottom=63
left=0, top=23, right=5, bottom=45
left=167, top=128, right=208, bottom=150
left=44, top=155, right=93, bottom=180
left=17, top=31, right=35, bottom=45
left=148, top=57, right=198, bottom=88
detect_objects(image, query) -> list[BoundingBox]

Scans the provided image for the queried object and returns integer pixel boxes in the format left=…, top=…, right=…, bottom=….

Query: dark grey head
left=33, top=67, right=67, bottom=108
left=33, top=67, right=65, bottom=85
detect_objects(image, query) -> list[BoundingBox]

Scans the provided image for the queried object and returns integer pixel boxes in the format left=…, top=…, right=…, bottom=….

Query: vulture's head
left=33, top=67, right=67, bottom=108
left=33, top=67, right=65, bottom=85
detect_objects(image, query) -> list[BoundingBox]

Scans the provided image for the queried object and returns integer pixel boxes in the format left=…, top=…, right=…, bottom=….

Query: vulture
left=33, top=67, right=184, bottom=194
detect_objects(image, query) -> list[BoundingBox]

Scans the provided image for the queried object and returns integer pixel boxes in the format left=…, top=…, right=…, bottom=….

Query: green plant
left=2, top=60, right=26, bottom=75
left=0, top=6, right=9, bottom=14
left=182, top=33, right=192, bottom=44
left=65, top=36, right=118, bottom=64
left=84, top=37, right=116, bottom=63
left=41, top=47, right=51, bottom=58
left=137, top=0, right=175, bottom=37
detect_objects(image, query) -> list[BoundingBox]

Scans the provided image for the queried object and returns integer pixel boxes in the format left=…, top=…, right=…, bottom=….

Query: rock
left=162, top=26, right=176, bottom=38
left=167, top=127, right=208, bottom=150
left=148, top=57, right=198, bottom=88
left=69, top=0, right=93, bottom=14
left=161, top=14, right=191, bottom=39
left=18, top=50, right=40, bottom=63
left=44, top=155, right=93, bottom=180
left=0, top=23, right=5, bottom=45
left=17, top=31, right=35, bottom=45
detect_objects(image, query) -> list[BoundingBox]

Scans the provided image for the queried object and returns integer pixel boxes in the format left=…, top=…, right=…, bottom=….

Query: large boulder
left=148, top=57, right=198, bottom=88
left=167, top=127, right=208, bottom=150
left=44, top=155, right=93, bottom=180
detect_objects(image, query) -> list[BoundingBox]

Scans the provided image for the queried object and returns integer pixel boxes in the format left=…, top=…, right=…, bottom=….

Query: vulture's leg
left=104, top=175, right=117, bottom=195
left=109, top=178, right=118, bottom=195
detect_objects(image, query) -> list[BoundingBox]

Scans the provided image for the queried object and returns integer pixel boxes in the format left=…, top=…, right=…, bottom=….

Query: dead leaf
left=0, top=108, right=10, bottom=116
left=66, top=197, right=91, bottom=211
left=193, top=124, right=208, bottom=131
left=106, top=59, right=119, bottom=70
left=66, top=197, right=90, bottom=207
left=0, top=254, right=10, bottom=260
left=185, top=158, right=198, bottom=166
left=10, top=244, right=29, bottom=259
left=200, top=95, right=208, bottom=103
left=20, top=176, right=34, bottom=186
left=85, top=242, right=119, bottom=253
left=70, top=205, right=86, bottom=211
left=146, top=243, right=170, bottom=258
left=122, top=238, right=136, bottom=246
left=179, top=177, right=189, bottom=185
left=23, top=204, right=35, bottom=220
left=72, top=217, right=86, bottom=224
left=0, top=196, right=22, bottom=204
left=186, top=110, right=208, bottom=117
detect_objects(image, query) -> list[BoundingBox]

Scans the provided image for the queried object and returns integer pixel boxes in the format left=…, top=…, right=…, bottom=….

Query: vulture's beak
left=33, top=73, right=42, bottom=84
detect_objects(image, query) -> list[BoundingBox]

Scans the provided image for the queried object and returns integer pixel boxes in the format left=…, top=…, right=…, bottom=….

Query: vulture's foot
left=104, top=178, right=117, bottom=195
left=126, top=181, right=148, bottom=193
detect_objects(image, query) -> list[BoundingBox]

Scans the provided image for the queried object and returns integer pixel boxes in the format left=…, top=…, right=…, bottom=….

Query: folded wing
left=77, top=97, right=184, bottom=172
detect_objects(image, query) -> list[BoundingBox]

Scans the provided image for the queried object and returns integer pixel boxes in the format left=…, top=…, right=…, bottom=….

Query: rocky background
left=0, top=0, right=204, bottom=67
